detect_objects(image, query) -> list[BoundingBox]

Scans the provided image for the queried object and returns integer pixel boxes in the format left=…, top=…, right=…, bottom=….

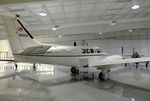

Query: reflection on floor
left=110, top=65, right=150, bottom=90
left=0, top=62, right=54, bottom=77
left=0, top=64, right=149, bottom=101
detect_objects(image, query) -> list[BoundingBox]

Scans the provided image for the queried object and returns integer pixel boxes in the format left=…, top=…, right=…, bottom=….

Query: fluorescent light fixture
left=51, top=25, right=60, bottom=31
left=58, top=35, right=62, bottom=38
left=98, top=32, right=102, bottom=34
left=52, top=27, right=57, bottom=30
left=39, top=12, right=47, bottom=16
left=110, top=20, right=117, bottom=25
left=132, top=4, right=140, bottom=9
left=129, top=29, right=133, bottom=32
left=131, top=98, right=135, bottom=101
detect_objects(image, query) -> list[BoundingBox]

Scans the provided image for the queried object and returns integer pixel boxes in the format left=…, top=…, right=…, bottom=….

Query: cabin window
left=86, top=49, right=90, bottom=53
left=82, top=49, right=86, bottom=54
left=90, top=49, right=94, bottom=53
left=96, top=49, right=100, bottom=53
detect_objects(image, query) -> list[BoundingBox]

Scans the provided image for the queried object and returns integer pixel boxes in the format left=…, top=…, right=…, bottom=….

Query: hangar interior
left=0, top=0, right=150, bottom=101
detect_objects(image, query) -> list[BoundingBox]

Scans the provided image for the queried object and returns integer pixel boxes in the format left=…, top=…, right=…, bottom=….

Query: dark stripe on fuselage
left=16, top=19, right=34, bottom=39
left=14, top=53, right=108, bottom=57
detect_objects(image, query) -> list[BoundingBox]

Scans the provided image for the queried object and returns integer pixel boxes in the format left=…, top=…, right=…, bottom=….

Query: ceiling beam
left=0, top=0, right=52, bottom=4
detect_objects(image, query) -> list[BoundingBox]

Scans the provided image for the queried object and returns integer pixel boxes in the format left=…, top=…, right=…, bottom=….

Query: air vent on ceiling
left=116, top=0, right=132, bottom=3
left=9, top=8, right=25, bottom=12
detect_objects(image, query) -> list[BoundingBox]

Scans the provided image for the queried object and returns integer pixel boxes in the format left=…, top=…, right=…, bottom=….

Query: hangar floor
left=0, top=64, right=149, bottom=101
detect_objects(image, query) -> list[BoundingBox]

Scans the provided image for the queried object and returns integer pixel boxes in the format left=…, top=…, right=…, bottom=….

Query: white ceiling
left=0, top=0, right=150, bottom=39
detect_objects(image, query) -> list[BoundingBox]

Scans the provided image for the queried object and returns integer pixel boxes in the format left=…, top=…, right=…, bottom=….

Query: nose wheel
left=98, top=70, right=110, bottom=81
left=71, top=67, right=79, bottom=74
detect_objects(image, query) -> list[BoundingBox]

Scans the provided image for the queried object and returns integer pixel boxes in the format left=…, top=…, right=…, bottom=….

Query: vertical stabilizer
left=2, top=16, right=40, bottom=54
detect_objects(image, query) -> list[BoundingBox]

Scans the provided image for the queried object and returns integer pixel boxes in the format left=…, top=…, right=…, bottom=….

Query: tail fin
left=2, top=16, right=40, bottom=54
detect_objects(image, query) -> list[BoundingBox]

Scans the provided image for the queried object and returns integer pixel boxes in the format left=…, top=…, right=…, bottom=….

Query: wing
left=92, top=57, right=150, bottom=69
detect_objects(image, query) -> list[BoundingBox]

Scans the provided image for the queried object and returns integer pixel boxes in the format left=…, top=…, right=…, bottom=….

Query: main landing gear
left=98, top=69, right=110, bottom=81
left=71, top=67, right=110, bottom=81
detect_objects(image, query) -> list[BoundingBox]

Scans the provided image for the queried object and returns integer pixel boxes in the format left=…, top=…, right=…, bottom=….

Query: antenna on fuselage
left=16, top=14, right=20, bottom=18
left=74, top=42, right=77, bottom=46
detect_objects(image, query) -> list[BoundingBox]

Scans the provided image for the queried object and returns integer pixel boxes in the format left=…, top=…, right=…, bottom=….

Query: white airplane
left=2, top=15, right=150, bottom=80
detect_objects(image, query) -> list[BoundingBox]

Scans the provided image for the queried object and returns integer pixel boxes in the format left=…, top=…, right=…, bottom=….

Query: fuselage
left=14, top=46, right=109, bottom=67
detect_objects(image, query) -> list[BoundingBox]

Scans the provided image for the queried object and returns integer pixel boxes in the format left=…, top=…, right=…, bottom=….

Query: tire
left=71, top=67, right=79, bottom=74
left=98, top=72, right=105, bottom=81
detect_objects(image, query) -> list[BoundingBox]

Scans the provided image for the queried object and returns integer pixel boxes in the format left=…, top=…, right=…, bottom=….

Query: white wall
left=0, top=40, right=13, bottom=58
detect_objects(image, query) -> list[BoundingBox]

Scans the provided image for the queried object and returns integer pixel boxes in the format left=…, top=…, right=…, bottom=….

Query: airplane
left=2, top=15, right=150, bottom=81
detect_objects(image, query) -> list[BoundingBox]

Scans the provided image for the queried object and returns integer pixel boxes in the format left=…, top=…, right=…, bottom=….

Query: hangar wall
left=0, top=40, right=13, bottom=59
left=87, top=39, right=150, bottom=56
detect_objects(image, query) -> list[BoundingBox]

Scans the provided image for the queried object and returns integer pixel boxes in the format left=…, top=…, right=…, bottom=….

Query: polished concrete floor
left=0, top=65, right=149, bottom=101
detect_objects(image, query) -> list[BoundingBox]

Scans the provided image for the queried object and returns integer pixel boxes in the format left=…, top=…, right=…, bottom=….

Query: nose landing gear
left=71, top=67, right=79, bottom=75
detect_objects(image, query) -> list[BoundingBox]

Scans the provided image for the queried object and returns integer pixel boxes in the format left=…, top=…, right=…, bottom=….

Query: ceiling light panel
left=26, top=20, right=40, bottom=23
left=131, top=4, right=140, bottom=9
left=81, top=0, right=97, bottom=4
left=55, top=19, right=65, bottom=24
left=67, top=18, right=77, bottom=23
left=27, top=4, right=42, bottom=9
left=0, top=7, right=7, bottom=13
left=79, top=17, right=89, bottom=22
left=105, top=10, right=118, bottom=15
left=116, top=0, right=132, bottom=3
left=66, top=12, right=77, bottom=18
left=45, top=2, right=60, bottom=8
left=51, top=13, right=65, bottom=20
left=113, top=14, right=124, bottom=19
left=103, top=14, right=116, bottom=19
left=8, top=5, right=26, bottom=10
left=92, top=10, right=105, bottom=16
left=8, top=8, right=25, bottom=12
left=89, top=16, right=101, bottom=21
left=63, top=1, right=77, bottom=6
left=80, top=11, right=91, bottom=17
left=110, top=2, right=125, bottom=9
left=123, top=13, right=137, bottom=19
left=47, top=6, right=63, bottom=14
left=140, top=1, right=150, bottom=7
left=40, top=19, right=53, bottom=24
left=98, top=0, right=115, bottom=3
left=0, top=12, right=13, bottom=16
left=138, top=10, right=150, bottom=18
left=81, top=3, right=94, bottom=11
left=21, top=15, right=33, bottom=19
left=95, top=3, right=111, bottom=10
left=24, top=17, right=38, bottom=21
left=64, top=5, right=77, bottom=13
left=31, top=8, right=44, bottom=13
left=28, top=21, right=42, bottom=25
